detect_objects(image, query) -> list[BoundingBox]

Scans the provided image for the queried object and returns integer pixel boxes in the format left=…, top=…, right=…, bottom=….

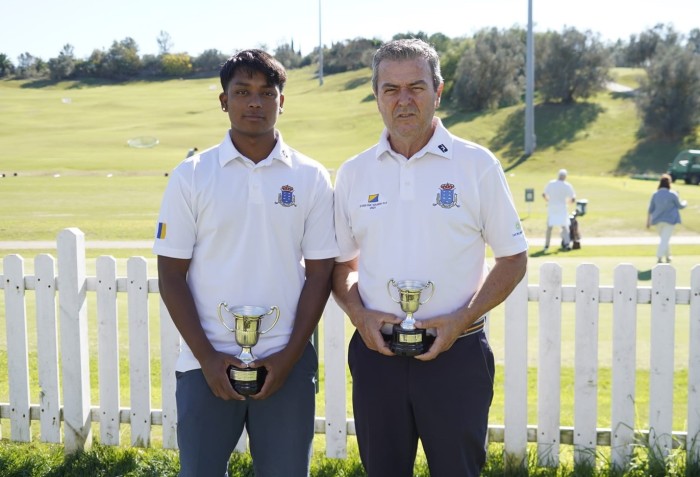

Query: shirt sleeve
left=479, top=162, right=529, bottom=258
left=300, top=168, right=340, bottom=260
left=333, top=163, right=361, bottom=263
left=152, top=165, right=196, bottom=259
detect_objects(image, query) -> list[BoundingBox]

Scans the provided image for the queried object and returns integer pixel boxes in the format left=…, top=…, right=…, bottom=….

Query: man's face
left=375, top=58, right=443, bottom=143
left=219, top=69, right=284, bottom=139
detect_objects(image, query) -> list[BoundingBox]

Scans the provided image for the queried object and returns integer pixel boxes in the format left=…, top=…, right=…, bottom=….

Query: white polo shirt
left=544, top=179, right=575, bottom=226
left=154, top=131, right=339, bottom=372
left=334, top=118, right=528, bottom=334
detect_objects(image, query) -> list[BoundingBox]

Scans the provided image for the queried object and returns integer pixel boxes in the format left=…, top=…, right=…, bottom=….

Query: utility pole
left=524, top=0, right=536, bottom=155
left=318, top=0, right=324, bottom=86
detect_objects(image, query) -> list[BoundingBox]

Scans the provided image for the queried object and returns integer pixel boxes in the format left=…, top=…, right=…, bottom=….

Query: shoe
left=657, top=258, right=663, bottom=264
left=666, top=257, right=672, bottom=263
left=543, top=246, right=549, bottom=252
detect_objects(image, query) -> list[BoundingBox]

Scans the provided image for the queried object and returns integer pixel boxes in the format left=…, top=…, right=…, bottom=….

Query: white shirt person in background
left=542, top=168, right=576, bottom=251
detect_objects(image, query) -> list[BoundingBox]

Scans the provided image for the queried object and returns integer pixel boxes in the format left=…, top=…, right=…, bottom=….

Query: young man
left=542, top=168, right=576, bottom=251
left=332, top=39, right=528, bottom=476
left=154, top=49, right=338, bottom=477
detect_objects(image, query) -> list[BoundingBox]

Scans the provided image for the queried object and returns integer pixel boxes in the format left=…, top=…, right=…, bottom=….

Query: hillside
left=0, top=66, right=698, bottom=242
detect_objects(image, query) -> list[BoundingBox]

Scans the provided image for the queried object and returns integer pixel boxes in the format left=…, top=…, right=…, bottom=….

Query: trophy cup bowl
left=387, top=279, right=434, bottom=356
left=217, top=303, right=280, bottom=395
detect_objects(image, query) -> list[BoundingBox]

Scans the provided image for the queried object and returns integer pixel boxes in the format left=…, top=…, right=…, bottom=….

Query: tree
left=157, top=31, right=173, bottom=55
left=392, top=31, right=429, bottom=42
left=636, top=44, right=700, bottom=139
left=102, top=37, right=141, bottom=79
left=624, top=24, right=680, bottom=67
left=160, top=53, right=192, bottom=76
left=15, top=52, right=47, bottom=79
left=192, top=49, right=228, bottom=74
left=451, top=28, right=524, bottom=112
left=323, top=38, right=381, bottom=75
left=536, top=28, right=612, bottom=104
left=687, top=28, right=700, bottom=55
left=48, top=44, right=76, bottom=80
left=274, top=43, right=302, bottom=69
left=0, top=53, right=14, bottom=77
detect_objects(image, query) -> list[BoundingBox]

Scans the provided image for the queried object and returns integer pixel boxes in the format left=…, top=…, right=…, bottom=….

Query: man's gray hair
left=371, top=39, right=443, bottom=94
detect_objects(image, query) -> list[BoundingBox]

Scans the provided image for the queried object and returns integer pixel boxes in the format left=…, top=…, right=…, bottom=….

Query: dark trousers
left=175, top=343, right=317, bottom=477
left=348, top=330, right=495, bottom=477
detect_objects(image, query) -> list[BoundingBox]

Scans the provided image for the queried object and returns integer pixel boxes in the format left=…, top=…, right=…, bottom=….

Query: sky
left=1, top=0, right=698, bottom=62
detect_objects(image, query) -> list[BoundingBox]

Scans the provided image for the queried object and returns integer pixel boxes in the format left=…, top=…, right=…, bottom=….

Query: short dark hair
left=220, top=49, right=287, bottom=93
left=371, top=39, right=443, bottom=94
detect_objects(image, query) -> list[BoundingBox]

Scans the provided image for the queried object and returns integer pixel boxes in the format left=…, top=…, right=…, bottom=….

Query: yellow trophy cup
left=387, top=279, right=435, bottom=356
left=217, top=303, right=280, bottom=395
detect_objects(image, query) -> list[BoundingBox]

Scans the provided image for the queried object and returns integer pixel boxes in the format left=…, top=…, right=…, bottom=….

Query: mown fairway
left=0, top=66, right=699, bottom=243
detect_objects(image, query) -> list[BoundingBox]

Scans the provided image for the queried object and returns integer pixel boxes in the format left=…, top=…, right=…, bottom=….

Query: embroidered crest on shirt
left=275, top=185, right=297, bottom=207
left=433, top=183, right=460, bottom=208
left=438, top=144, right=448, bottom=153
left=359, top=193, right=388, bottom=210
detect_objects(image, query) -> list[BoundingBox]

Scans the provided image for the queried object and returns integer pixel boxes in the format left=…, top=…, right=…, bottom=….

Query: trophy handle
left=419, top=281, right=435, bottom=305
left=217, top=302, right=236, bottom=332
left=258, top=306, right=280, bottom=335
left=387, top=279, right=401, bottom=303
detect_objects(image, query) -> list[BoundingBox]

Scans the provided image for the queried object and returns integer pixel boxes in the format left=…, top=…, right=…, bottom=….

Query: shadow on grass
left=18, top=72, right=220, bottom=90
left=344, top=76, right=371, bottom=90
left=637, top=269, right=652, bottom=281
left=616, top=138, right=690, bottom=175
left=489, top=102, right=605, bottom=165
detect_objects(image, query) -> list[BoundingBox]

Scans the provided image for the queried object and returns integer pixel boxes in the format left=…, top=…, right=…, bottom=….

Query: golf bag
left=569, top=212, right=581, bottom=249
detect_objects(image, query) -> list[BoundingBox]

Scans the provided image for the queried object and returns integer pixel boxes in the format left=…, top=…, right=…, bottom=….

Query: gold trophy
left=387, top=279, right=435, bottom=356
left=217, top=303, right=280, bottom=395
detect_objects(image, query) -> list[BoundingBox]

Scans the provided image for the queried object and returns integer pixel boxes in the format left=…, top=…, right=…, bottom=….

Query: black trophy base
left=228, top=365, right=267, bottom=396
left=389, top=324, right=427, bottom=357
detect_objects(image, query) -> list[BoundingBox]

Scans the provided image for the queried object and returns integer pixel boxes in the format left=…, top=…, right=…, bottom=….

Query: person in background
left=542, top=168, right=576, bottom=251
left=332, top=39, right=528, bottom=477
left=647, top=173, right=687, bottom=263
left=154, top=49, right=338, bottom=477
left=185, top=146, right=198, bottom=158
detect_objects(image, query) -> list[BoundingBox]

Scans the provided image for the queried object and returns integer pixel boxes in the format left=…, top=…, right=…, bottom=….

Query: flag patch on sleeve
left=156, top=222, right=167, bottom=239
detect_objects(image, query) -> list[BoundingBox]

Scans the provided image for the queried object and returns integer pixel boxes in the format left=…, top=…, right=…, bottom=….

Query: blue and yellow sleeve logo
left=368, top=194, right=379, bottom=203
left=156, top=222, right=167, bottom=239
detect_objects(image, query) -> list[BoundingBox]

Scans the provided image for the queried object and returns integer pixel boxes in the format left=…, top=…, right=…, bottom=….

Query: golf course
left=1, top=65, right=699, bottom=476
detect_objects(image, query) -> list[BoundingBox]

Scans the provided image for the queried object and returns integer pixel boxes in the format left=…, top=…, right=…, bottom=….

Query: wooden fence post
left=96, top=256, right=120, bottom=445
left=3, top=254, right=31, bottom=442
left=688, top=265, right=700, bottom=463
left=611, top=264, right=638, bottom=470
left=649, top=264, right=676, bottom=459
left=57, top=228, right=92, bottom=453
left=574, top=264, right=600, bottom=465
left=538, top=263, right=562, bottom=467
left=323, top=295, right=347, bottom=458
left=35, top=253, right=61, bottom=443
left=504, top=273, right=528, bottom=470
left=127, top=257, right=151, bottom=447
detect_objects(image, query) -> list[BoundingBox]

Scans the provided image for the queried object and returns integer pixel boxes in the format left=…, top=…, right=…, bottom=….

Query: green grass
left=1, top=67, right=699, bottom=243
left=1, top=67, right=700, bottom=473
left=0, top=439, right=696, bottom=476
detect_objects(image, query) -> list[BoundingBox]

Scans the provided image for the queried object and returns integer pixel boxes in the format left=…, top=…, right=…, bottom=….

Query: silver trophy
left=387, top=279, right=435, bottom=356
left=217, top=303, right=280, bottom=395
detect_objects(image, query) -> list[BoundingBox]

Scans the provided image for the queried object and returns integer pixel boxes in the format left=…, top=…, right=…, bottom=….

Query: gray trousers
left=175, top=343, right=317, bottom=477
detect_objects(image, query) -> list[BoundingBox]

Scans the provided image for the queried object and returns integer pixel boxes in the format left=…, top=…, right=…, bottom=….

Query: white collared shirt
left=154, top=131, right=339, bottom=372
left=334, top=118, right=528, bottom=333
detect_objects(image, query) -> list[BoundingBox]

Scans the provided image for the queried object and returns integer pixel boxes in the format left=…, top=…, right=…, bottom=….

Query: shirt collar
left=218, top=130, right=293, bottom=168
left=375, top=117, right=453, bottom=162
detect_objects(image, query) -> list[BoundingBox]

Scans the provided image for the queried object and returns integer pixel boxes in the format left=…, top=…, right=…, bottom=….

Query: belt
left=380, top=315, right=486, bottom=339
left=458, top=315, right=486, bottom=338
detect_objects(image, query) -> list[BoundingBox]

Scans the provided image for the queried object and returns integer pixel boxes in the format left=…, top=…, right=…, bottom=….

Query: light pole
left=524, top=0, right=536, bottom=155
left=318, top=0, right=324, bottom=86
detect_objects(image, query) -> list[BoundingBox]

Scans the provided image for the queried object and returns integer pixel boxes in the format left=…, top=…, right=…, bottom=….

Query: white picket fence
left=1, top=228, right=699, bottom=471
